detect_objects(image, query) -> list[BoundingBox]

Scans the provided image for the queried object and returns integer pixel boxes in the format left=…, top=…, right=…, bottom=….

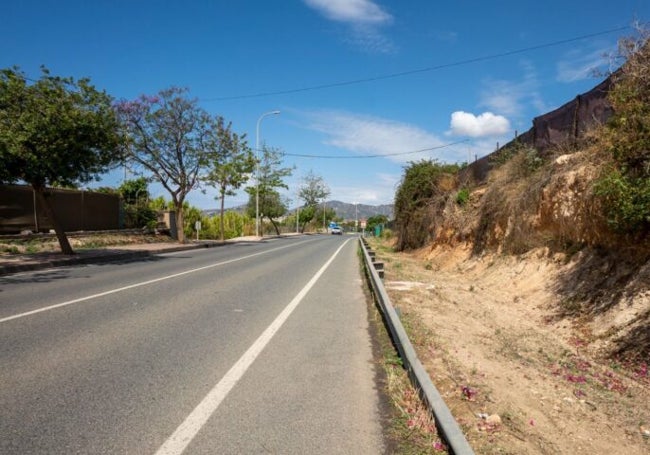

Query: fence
left=0, top=185, right=121, bottom=234
left=460, top=74, right=614, bottom=184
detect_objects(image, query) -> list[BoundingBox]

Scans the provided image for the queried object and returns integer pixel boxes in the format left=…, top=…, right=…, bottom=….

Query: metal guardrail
left=359, top=237, right=475, bottom=455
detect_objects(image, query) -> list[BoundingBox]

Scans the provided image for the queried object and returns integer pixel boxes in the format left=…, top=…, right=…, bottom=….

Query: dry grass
left=0, top=232, right=173, bottom=255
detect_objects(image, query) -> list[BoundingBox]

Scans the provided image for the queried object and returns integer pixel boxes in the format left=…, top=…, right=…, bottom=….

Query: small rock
left=640, top=426, right=650, bottom=438
left=477, top=413, right=488, bottom=420
left=486, top=414, right=502, bottom=425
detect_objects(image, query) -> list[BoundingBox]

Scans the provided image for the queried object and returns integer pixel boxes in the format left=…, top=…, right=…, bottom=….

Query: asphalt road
left=0, top=235, right=387, bottom=454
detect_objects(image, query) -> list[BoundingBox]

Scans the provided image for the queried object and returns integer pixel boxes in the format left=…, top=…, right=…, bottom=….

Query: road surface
left=0, top=235, right=387, bottom=454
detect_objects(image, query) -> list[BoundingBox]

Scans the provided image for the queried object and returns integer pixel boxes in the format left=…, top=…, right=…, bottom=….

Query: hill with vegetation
left=393, top=33, right=649, bottom=362
left=381, top=32, right=649, bottom=453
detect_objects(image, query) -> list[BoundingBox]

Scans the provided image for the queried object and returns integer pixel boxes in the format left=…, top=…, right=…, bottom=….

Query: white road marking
left=0, top=240, right=315, bottom=324
left=154, top=239, right=351, bottom=455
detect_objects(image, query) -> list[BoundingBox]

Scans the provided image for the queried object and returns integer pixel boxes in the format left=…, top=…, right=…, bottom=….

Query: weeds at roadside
left=374, top=308, right=446, bottom=454
left=361, top=243, right=447, bottom=454
left=2, top=245, right=20, bottom=254
left=24, top=244, right=39, bottom=254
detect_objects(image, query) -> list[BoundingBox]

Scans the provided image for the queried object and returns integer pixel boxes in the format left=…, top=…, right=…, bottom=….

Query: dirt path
left=370, top=239, right=649, bottom=454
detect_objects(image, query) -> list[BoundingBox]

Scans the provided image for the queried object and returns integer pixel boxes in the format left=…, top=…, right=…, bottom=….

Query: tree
left=115, top=87, right=211, bottom=242
left=118, top=177, right=156, bottom=228
left=297, top=205, right=315, bottom=233
left=0, top=66, right=122, bottom=254
left=245, top=145, right=293, bottom=236
left=394, top=159, right=461, bottom=250
left=297, top=170, right=330, bottom=232
left=257, top=189, right=288, bottom=235
left=314, top=205, right=337, bottom=230
left=367, top=214, right=389, bottom=233
left=118, top=177, right=148, bottom=204
left=203, top=116, right=255, bottom=241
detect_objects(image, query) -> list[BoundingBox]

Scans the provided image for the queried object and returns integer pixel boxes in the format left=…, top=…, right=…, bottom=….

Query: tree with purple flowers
left=115, top=87, right=212, bottom=242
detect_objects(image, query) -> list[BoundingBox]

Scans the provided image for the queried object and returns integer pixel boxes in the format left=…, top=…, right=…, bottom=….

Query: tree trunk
left=219, top=193, right=225, bottom=242
left=174, top=199, right=185, bottom=243
left=34, top=186, right=75, bottom=255
left=268, top=217, right=280, bottom=235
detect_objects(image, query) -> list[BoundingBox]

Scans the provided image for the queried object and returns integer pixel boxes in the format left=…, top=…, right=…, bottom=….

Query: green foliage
left=395, top=160, right=459, bottom=212
left=203, top=117, right=254, bottom=201
left=255, top=145, right=293, bottom=194
left=0, top=66, right=123, bottom=188
left=594, top=168, right=650, bottom=233
left=606, top=36, right=650, bottom=174
left=203, top=211, right=252, bottom=239
left=595, top=32, right=650, bottom=234
left=298, top=205, right=316, bottom=232
left=394, top=159, right=460, bottom=250
left=244, top=145, right=293, bottom=234
left=523, top=148, right=544, bottom=173
left=259, top=190, right=288, bottom=219
left=202, top=116, right=254, bottom=240
left=118, top=177, right=149, bottom=204
left=491, top=142, right=543, bottom=176
left=456, top=187, right=470, bottom=205
left=313, top=205, right=337, bottom=229
left=380, top=228, right=393, bottom=239
left=366, top=214, right=388, bottom=232
left=149, top=196, right=170, bottom=211
left=117, top=177, right=157, bottom=228
left=182, top=203, right=204, bottom=239
left=0, top=66, right=123, bottom=254
left=297, top=171, right=330, bottom=231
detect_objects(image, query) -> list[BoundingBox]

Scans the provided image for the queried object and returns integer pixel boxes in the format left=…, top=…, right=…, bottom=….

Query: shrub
left=456, top=187, right=470, bottom=205
left=394, top=159, right=461, bottom=251
left=594, top=30, right=650, bottom=234
left=594, top=168, right=650, bottom=233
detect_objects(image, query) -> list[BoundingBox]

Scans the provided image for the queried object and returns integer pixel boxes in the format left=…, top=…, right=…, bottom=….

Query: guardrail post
left=373, top=261, right=384, bottom=279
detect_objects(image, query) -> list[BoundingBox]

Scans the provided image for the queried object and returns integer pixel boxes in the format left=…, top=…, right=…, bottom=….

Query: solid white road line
left=154, top=239, right=351, bottom=455
left=0, top=240, right=313, bottom=324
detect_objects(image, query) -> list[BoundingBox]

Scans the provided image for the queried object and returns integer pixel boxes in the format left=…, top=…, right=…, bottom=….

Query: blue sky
left=3, top=0, right=649, bottom=210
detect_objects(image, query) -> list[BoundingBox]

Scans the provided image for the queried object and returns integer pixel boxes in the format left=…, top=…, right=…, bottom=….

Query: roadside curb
left=0, top=234, right=301, bottom=276
left=0, top=242, right=212, bottom=276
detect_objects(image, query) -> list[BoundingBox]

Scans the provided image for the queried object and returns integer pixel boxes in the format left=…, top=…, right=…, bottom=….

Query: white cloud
left=448, top=111, right=510, bottom=138
left=331, top=184, right=388, bottom=205
left=303, top=0, right=392, bottom=25
left=556, top=46, right=611, bottom=83
left=303, top=0, right=394, bottom=53
left=305, top=110, right=465, bottom=163
left=480, top=61, right=548, bottom=117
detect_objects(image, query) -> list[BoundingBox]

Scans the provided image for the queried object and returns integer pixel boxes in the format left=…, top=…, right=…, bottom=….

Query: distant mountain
left=325, top=200, right=393, bottom=221
left=203, top=200, right=393, bottom=220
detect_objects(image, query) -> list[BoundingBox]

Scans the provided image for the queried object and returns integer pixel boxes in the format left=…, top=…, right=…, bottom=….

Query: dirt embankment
left=373, top=238, right=649, bottom=454
left=381, top=140, right=649, bottom=453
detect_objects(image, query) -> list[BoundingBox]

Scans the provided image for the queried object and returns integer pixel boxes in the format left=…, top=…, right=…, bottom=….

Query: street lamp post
left=255, top=110, right=280, bottom=238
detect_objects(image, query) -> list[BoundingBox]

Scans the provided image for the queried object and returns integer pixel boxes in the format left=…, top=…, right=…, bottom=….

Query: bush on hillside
left=596, top=30, right=650, bottom=235
left=394, top=160, right=460, bottom=250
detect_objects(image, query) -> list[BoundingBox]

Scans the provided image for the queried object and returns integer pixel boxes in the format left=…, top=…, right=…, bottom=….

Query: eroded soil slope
left=370, top=238, right=649, bottom=454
